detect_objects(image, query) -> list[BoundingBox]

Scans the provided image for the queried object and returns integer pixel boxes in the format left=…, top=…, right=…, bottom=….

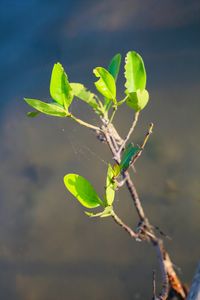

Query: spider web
left=62, top=126, right=108, bottom=166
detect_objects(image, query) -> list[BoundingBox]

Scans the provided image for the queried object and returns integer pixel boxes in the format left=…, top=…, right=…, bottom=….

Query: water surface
left=0, top=1, right=200, bottom=299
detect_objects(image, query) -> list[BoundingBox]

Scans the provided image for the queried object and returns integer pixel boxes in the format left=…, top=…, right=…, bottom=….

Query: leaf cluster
left=25, top=51, right=148, bottom=119
left=24, top=50, right=149, bottom=216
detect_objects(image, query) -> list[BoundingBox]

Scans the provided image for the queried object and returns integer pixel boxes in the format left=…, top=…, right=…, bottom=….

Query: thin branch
left=124, top=171, right=147, bottom=222
left=102, top=126, right=120, bottom=162
left=153, top=225, right=172, bottom=240
left=131, top=122, right=154, bottom=166
left=70, top=114, right=101, bottom=131
left=109, top=106, right=117, bottom=124
left=107, top=123, right=124, bottom=147
left=117, top=111, right=140, bottom=155
left=111, top=210, right=138, bottom=239
left=141, top=122, right=154, bottom=149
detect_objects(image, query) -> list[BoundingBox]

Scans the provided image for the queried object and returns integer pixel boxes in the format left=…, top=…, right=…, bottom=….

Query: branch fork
left=99, top=118, right=186, bottom=300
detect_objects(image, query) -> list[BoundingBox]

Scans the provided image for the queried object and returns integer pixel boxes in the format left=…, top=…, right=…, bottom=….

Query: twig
left=124, top=171, right=147, bottom=222
left=109, top=106, right=117, bottom=124
left=107, top=123, right=124, bottom=147
left=153, top=225, right=172, bottom=240
left=70, top=114, right=101, bottom=131
left=102, top=126, right=120, bottom=163
left=117, top=111, right=140, bottom=155
left=111, top=210, right=139, bottom=239
left=131, top=122, right=154, bottom=167
left=141, top=122, right=154, bottom=149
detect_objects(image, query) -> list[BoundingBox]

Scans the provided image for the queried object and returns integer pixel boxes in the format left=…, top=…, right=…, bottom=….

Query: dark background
left=0, top=1, right=200, bottom=299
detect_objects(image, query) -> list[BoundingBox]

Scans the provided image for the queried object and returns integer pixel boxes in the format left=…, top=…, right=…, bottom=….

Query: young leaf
left=105, top=164, right=116, bottom=206
left=24, top=98, right=68, bottom=117
left=85, top=211, right=104, bottom=217
left=126, top=89, right=149, bottom=112
left=85, top=206, right=112, bottom=218
left=103, top=53, right=122, bottom=112
left=27, top=111, right=41, bottom=118
left=70, top=83, right=100, bottom=112
left=93, top=67, right=116, bottom=102
left=64, top=173, right=104, bottom=208
left=124, top=51, right=146, bottom=93
left=50, top=63, right=73, bottom=109
left=108, top=53, right=121, bottom=82
left=120, top=143, right=141, bottom=172
left=112, top=164, right=121, bottom=178
left=99, top=206, right=113, bottom=217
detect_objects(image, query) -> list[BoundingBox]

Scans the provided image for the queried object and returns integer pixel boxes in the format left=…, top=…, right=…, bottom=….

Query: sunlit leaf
left=103, top=53, right=121, bottom=112
left=124, top=51, right=146, bottom=93
left=120, top=143, right=141, bottom=172
left=50, top=63, right=73, bottom=109
left=126, top=89, right=149, bottom=112
left=99, top=206, right=113, bottom=217
left=85, top=206, right=112, bottom=218
left=64, top=173, right=104, bottom=208
left=24, top=98, right=68, bottom=117
left=85, top=211, right=104, bottom=217
left=70, top=83, right=100, bottom=111
left=112, top=164, right=121, bottom=178
left=93, top=67, right=116, bottom=102
left=105, top=164, right=116, bottom=206
left=108, top=53, right=121, bottom=82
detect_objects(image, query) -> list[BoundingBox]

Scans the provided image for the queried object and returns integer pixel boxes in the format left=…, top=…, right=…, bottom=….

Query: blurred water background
left=0, top=1, right=200, bottom=299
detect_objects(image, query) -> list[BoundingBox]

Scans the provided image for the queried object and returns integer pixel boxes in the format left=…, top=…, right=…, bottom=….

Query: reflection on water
left=0, top=1, right=200, bottom=299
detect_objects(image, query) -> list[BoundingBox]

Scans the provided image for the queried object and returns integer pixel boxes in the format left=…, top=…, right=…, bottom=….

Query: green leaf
left=112, top=164, right=121, bottom=178
left=64, top=173, right=104, bottom=208
left=93, top=67, right=116, bottom=102
left=50, top=63, right=73, bottom=109
left=27, top=111, right=41, bottom=118
left=85, top=211, right=104, bottom=217
left=24, top=98, right=68, bottom=117
left=124, top=51, right=146, bottom=93
left=99, top=206, right=113, bottom=217
left=126, top=89, right=149, bottom=112
left=105, top=164, right=116, bottom=206
left=120, top=143, right=141, bottom=172
left=70, top=83, right=100, bottom=111
left=85, top=206, right=112, bottom=218
left=103, top=53, right=121, bottom=112
left=108, top=53, right=121, bottom=82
